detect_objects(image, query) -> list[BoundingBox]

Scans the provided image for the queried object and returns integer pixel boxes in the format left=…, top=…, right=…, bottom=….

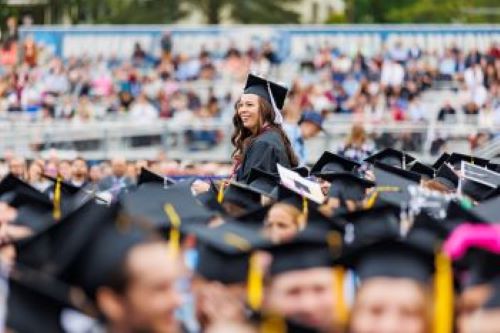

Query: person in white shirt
left=129, top=92, right=158, bottom=123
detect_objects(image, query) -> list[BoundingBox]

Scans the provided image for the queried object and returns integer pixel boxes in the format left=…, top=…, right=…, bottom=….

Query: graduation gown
left=236, top=129, right=291, bottom=184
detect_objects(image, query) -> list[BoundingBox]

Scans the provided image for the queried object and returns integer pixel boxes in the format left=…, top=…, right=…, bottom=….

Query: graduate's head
left=234, top=93, right=275, bottom=135
left=96, top=241, right=184, bottom=333
left=263, top=203, right=303, bottom=244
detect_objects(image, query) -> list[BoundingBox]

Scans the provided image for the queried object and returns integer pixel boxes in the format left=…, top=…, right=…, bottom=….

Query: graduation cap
left=444, top=200, right=485, bottom=228
left=435, top=163, right=459, bottom=190
left=432, top=153, right=450, bottom=170
left=222, top=181, right=263, bottom=212
left=195, top=180, right=225, bottom=214
left=64, top=211, right=156, bottom=299
left=267, top=227, right=342, bottom=276
left=411, top=211, right=452, bottom=240
left=15, top=200, right=117, bottom=277
left=459, top=248, right=500, bottom=287
left=137, top=167, right=175, bottom=187
left=447, top=153, right=489, bottom=170
left=409, top=161, right=435, bottom=179
left=292, top=166, right=309, bottom=178
left=243, top=73, right=288, bottom=124
left=184, top=222, right=270, bottom=284
left=371, top=162, right=421, bottom=207
left=342, top=236, right=435, bottom=283
left=7, top=266, right=97, bottom=333
left=310, top=152, right=360, bottom=176
left=364, top=148, right=416, bottom=169
left=43, top=174, right=81, bottom=196
left=320, top=173, right=374, bottom=202
left=8, top=187, right=55, bottom=233
left=469, top=196, right=500, bottom=222
left=487, top=162, right=500, bottom=174
left=247, top=168, right=280, bottom=198
left=461, top=178, right=496, bottom=202
left=336, top=205, right=401, bottom=248
left=122, top=180, right=215, bottom=230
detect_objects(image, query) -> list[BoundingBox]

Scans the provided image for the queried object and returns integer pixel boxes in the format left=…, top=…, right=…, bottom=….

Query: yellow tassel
left=164, top=203, right=181, bottom=257
left=260, top=312, right=286, bottom=333
left=217, top=181, right=226, bottom=204
left=433, top=251, right=454, bottom=333
left=247, top=253, right=264, bottom=311
left=53, top=176, right=62, bottom=220
left=364, top=190, right=378, bottom=209
left=333, top=267, right=349, bottom=327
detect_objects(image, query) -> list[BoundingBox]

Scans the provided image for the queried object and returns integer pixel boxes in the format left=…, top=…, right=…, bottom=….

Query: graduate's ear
left=96, top=286, right=127, bottom=322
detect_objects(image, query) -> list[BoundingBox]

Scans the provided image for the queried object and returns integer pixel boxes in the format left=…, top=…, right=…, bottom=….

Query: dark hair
left=231, top=96, right=298, bottom=167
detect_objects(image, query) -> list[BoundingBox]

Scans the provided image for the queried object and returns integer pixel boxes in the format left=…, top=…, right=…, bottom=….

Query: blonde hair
left=346, top=123, right=367, bottom=149
left=267, top=203, right=305, bottom=229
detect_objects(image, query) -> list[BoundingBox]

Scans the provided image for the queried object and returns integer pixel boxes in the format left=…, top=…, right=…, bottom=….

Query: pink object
left=443, top=223, right=500, bottom=260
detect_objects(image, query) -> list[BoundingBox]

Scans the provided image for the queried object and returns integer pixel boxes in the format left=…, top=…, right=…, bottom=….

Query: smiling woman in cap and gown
left=231, top=74, right=298, bottom=184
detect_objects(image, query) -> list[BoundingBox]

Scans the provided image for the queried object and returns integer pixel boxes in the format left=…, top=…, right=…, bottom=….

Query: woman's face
left=350, top=278, right=429, bottom=333
left=264, top=205, right=299, bottom=243
left=237, top=94, right=261, bottom=133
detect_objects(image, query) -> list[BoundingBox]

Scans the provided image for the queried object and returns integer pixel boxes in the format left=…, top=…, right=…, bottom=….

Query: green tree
left=184, top=0, right=301, bottom=24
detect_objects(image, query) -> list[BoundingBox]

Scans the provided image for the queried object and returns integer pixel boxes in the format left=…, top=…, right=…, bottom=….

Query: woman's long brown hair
left=231, top=96, right=298, bottom=167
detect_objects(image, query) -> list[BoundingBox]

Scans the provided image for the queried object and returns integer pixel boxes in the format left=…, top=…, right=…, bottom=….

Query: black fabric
left=236, top=130, right=291, bottom=184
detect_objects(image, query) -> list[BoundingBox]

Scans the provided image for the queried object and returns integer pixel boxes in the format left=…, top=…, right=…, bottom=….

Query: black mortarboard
left=8, top=187, right=55, bottom=232
left=323, top=173, right=374, bottom=201
left=43, top=174, right=81, bottom=196
left=0, top=173, right=46, bottom=199
left=247, top=168, right=280, bottom=198
left=435, top=164, right=459, bottom=190
left=137, top=167, right=175, bottom=187
left=184, top=222, right=270, bottom=284
left=432, top=153, right=450, bottom=170
left=276, top=185, right=319, bottom=213
left=195, top=180, right=225, bottom=213
left=342, top=237, right=435, bottom=283
left=243, top=74, right=288, bottom=111
left=373, top=163, right=420, bottom=206
left=223, top=181, right=263, bottom=212
left=461, top=178, right=496, bottom=202
left=292, top=166, right=310, bottom=178
left=336, top=205, right=400, bottom=248
left=447, top=153, right=489, bottom=170
left=65, top=211, right=154, bottom=299
left=311, top=152, right=360, bottom=176
left=7, top=266, right=96, bottom=333
left=364, top=148, right=416, bottom=169
left=267, top=227, right=342, bottom=276
left=411, top=211, right=452, bottom=240
left=123, top=181, right=215, bottom=230
left=487, top=162, right=500, bottom=174
left=469, top=196, right=500, bottom=222
left=409, top=161, right=435, bottom=179
left=444, top=200, right=485, bottom=228
left=15, top=201, right=115, bottom=276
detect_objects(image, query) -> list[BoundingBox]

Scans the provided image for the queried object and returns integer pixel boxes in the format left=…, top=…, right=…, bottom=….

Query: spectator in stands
left=3, top=16, right=18, bottom=43
left=27, top=160, right=49, bottom=192
left=58, top=160, right=73, bottom=181
left=337, top=123, right=375, bottom=163
left=284, top=111, right=324, bottom=166
left=129, top=92, right=158, bottom=123
left=98, top=156, right=135, bottom=200
left=71, top=157, right=89, bottom=187
left=437, top=102, right=457, bottom=122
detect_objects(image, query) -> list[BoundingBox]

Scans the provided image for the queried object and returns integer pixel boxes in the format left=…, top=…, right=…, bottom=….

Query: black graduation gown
left=236, top=129, right=291, bottom=184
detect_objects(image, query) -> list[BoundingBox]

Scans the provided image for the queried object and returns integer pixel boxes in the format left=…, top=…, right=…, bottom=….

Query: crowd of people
left=0, top=16, right=499, bottom=129
left=0, top=146, right=500, bottom=332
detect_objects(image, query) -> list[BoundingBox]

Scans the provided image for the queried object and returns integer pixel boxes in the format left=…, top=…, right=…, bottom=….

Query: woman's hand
left=192, top=180, right=211, bottom=195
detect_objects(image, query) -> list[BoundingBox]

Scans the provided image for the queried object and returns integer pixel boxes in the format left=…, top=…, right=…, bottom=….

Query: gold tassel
left=299, top=196, right=309, bottom=229
left=364, top=190, right=378, bottom=209
left=333, top=267, right=349, bottom=327
left=53, top=176, right=62, bottom=220
left=164, top=203, right=181, bottom=257
left=260, top=312, right=286, bottom=333
left=247, top=253, right=264, bottom=312
left=217, top=180, right=226, bottom=204
left=433, top=251, right=454, bottom=333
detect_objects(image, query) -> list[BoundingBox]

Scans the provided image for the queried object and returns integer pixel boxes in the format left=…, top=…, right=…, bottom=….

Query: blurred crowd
left=0, top=16, right=499, bottom=130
